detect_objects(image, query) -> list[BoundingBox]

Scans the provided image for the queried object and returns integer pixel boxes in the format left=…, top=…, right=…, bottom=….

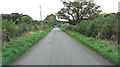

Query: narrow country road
left=11, top=28, right=113, bottom=65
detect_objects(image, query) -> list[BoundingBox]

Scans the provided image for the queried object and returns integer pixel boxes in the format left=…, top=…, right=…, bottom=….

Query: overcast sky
left=0, top=0, right=119, bottom=21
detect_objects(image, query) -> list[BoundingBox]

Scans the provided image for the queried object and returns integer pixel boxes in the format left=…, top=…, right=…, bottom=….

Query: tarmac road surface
left=11, top=28, right=113, bottom=65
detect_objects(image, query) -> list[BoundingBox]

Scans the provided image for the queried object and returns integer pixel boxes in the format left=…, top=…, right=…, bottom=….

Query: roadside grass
left=60, top=28, right=118, bottom=64
left=3, top=30, right=44, bottom=45
left=2, top=28, right=53, bottom=65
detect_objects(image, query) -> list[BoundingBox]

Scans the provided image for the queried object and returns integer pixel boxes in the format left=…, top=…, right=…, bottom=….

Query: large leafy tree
left=44, top=14, right=57, bottom=27
left=56, top=1, right=101, bottom=25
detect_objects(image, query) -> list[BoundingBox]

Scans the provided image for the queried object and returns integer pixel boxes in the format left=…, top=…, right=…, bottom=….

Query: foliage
left=2, top=13, right=31, bottom=24
left=2, top=13, right=51, bottom=43
left=61, top=28, right=118, bottom=64
left=2, top=13, right=53, bottom=65
left=21, top=16, right=33, bottom=24
left=117, top=12, right=120, bottom=44
left=62, top=13, right=118, bottom=41
left=44, top=14, right=58, bottom=27
left=56, top=1, right=101, bottom=25
left=2, top=28, right=53, bottom=65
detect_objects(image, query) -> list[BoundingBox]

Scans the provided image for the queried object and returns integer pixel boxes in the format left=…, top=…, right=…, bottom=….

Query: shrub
left=62, top=13, right=118, bottom=42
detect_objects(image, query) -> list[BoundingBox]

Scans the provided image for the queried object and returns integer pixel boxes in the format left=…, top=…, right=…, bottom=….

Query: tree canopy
left=56, top=1, right=101, bottom=25
left=2, top=13, right=32, bottom=24
left=44, top=14, right=57, bottom=27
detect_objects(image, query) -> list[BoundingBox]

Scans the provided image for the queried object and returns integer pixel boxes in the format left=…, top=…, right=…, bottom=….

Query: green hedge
left=2, top=19, right=50, bottom=42
left=2, top=28, right=53, bottom=65
left=63, top=14, right=118, bottom=41
left=61, top=28, right=118, bottom=64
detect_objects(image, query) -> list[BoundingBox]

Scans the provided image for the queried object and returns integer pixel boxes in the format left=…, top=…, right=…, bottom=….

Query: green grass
left=60, top=28, right=118, bottom=64
left=2, top=28, right=53, bottom=65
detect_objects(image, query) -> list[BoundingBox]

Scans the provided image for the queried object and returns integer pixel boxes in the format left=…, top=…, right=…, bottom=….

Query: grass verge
left=2, top=28, right=53, bottom=65
left=60, top=28, right=118, bottom=64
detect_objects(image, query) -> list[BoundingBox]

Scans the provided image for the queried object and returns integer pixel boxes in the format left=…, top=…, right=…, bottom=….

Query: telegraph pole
left=40, top=5, right=43, bottom=31
left=40, top=5, right=42, bottom=21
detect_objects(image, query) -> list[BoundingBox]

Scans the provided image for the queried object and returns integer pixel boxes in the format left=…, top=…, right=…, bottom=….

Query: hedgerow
left=63, top=13, right=118, bottom=42
left=2, top=28, right=53, bottom=65
left=61, top=28, right=118, bottom=64
left=2, top=13, right=50, bottom=44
